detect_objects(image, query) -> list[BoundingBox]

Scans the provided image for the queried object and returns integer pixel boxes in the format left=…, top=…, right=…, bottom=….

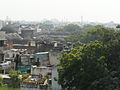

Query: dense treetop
left=58, top=25, right=120, bottom=90
left=67, top=25, right=117, bottom=43
left=56, top=24, right=81, bottom=33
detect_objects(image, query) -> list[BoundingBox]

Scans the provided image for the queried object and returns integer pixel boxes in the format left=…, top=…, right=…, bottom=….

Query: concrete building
left=0, top=31, right=6, bottom=46
left=21, top=29, right=34, bottom=40
left=34, top=52, right=50, bottom=66
left=0, top=31, right=6, bottom=62
left=31, top=65, right=51, bottom=77
left=1, top=24, right=18, bottom=33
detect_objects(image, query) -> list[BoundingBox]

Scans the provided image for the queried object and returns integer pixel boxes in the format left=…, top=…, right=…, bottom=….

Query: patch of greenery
left=0, top=87, right=22, bottom=90
left=58, top=25, right=120, bottom=90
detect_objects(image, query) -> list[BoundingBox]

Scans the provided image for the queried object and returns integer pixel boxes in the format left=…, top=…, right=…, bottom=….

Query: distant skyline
left=0, top=0, right=120, bottom=23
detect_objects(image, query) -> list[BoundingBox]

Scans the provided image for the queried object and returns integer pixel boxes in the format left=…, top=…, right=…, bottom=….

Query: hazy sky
left=0, top=0, right=120, bottom=22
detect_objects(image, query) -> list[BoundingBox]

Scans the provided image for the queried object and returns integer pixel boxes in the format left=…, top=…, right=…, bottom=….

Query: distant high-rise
left=81, top=16, right=83, bottom=25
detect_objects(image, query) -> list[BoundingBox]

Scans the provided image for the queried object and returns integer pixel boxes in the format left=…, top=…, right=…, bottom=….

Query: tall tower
left=5, top=16, right=11, bottom=25
left=81, top=16, right=83, bottom=26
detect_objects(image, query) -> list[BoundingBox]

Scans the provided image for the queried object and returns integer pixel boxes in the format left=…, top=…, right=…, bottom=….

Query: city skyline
left=0, top=0, right=120, bottom=23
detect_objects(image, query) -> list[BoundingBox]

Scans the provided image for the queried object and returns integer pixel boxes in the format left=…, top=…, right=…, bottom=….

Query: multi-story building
left=21, top=29, right=34, bottom=40
left=0, top=31, right=6, bottom=62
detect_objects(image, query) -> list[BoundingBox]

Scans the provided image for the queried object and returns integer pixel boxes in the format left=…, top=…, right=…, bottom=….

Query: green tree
left=63, top=24, right=81, bottom=32
left=8, top=70, right=21, bottom=88
left=56, top=24, right=81, bottom=33
left=62, top=25, right=120, bottom=90
left=89, top=32, right=120, bottom=90
left=105, top=32, right=120, bottom=71
left=67, top=25, right=116, bottom=43
left=0, top=77, right=3, bottom=87
left=89, top=71, right=120, bottom=90
left=58, top=41, right=108, bottom=90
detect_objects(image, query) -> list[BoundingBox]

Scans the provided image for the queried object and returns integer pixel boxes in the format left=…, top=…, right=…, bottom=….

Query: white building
left=31, top=65, right=51, bottom=77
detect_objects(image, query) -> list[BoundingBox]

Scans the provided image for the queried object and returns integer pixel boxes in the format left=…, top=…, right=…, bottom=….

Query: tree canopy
left=58, top=25, right=120, bottom=90
left=67, top=25, right=116, bottom=43
left=8, top=70, right=21, bottom=88
left=58, top=41, right=108, bottom=90
left=56, top=24, right=81, bottom=33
